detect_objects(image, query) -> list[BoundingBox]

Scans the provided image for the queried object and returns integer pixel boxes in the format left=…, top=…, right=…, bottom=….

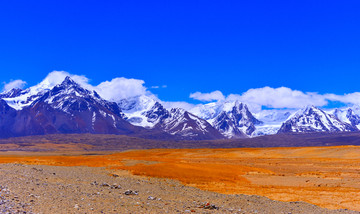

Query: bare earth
left=0, top=164, right=356, bottom=214
left=1, top=146, right=360, bottom=213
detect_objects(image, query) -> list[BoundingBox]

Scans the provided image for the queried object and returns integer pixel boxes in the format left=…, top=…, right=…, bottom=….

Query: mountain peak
left=49, top=76, right=89, bottom=97
left=35, top=76, right=96, bottom=109
left=234, top=101, right=249, bottom=112
left=197, top=100, right=261, bottom=138
left=303, top=105, right=317, bottom=112
left=234, top=100, right=243, bottom=107
left=61, top=76, right=78, bottom=87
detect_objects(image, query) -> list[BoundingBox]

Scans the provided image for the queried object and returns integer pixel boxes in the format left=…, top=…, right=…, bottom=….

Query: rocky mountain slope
left=278, top=106, right=358, bottom=133
left=331, top=108, right=360, bottom=130
left=0, top=78, right=223, bottom=140
left=0, top=77, right=147, bottom=137
left=119, top=96, right=224, bottom=140
left=191, top=101, right=262, bottom=138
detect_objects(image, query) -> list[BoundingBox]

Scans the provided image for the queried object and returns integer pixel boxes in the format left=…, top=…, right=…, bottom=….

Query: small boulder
left=110, top=184, right=121, bottom=189
left=124, top=190, right=138, bottom=195
left=147, top=196, right=156, bottom=200
left=199, top=202, right=219, bottom=210
left=100, top=183, right=110, bottom=187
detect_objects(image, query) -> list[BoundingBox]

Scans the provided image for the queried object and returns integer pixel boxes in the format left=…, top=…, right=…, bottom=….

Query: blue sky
left=1, top=1, right=360, bottom=108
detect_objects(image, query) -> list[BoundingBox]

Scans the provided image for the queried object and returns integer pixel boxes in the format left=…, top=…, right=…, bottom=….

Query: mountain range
left=0, top=76, right=360, bottom=140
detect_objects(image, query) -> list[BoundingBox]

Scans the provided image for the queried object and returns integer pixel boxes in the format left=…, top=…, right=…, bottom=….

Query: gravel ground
left=0, top=163, right=358, bottom=214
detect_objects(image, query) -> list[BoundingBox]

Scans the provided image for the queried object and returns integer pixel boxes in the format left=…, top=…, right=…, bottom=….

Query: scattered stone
left=0, top=163, right=357, bottom=214
left=100, top=183, right=110, bottom=187
left=199, top=202, right=219, bottom=210
left=124, top=190, right=138, bottom=195
left=147, top=196, right=156, bottom=200
left=32, top=167, right=43, bottom=172
left=110, top=184, right=121, bottom=189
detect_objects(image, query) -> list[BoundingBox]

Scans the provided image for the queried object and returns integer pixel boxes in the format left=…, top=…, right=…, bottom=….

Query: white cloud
left=189, top=87, right=333, bottom=112
left=151, top=85, right=167, bottom=89
left=94, top=78, right=147, bottom=102
left=161, top=101, right=195, bottom=111
left=2, top=80, right=27, bottom=92
left=190, top=90, right=225, bottom=102
left=35, top=71, right=90, bottom=89
left=231, top=86, right=328, bottom=109
left=324, top=92, right=360, bottom=106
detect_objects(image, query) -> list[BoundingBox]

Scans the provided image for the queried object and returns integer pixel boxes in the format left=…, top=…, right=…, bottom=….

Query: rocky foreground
left=0, top=164, right=358, bottom=214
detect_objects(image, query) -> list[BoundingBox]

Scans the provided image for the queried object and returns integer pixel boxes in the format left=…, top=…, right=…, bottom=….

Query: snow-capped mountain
left=0, top=77, right=149, bottom=137
left=0, top=75, right=66, bottom=110
left=154, top=108, right=224, bottom=140
left=28, top=76, right=135, bottom=134
left=0, top=88, right=23, bottom=99
left=118, top=95, right=159, bottom=128
left=1, top=87, right=46, bottom=110
left=0, top=77, right=224, bottom=140
left=119, top=95, right=224, bottom=140
left=331, top=107, right=360, bottom=130
left=2, top=74, right=360, bottom=140
left=191, top=101, right=262, bottom=138
left=255, top=110, right=293, bottom=124
left=278, top=106, right=358, bottom=133
left=252, top=110, right=293, bottom=136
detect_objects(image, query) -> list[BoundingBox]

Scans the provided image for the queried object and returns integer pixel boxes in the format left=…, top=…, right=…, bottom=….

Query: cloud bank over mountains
left=3, top=79, right=27, bottom=92
left=190, top=87, right=360, bottom=112
left=189, top=90, right=225, bottom=102
left=45, top=71, right=149, bottom=102
left=2, top=71, right=150, bottom=103
left=2, top=71, right=360, bottom=111
left=190, top=87, right=329, bottom=112
left=324, top=93, right=360, bottom=106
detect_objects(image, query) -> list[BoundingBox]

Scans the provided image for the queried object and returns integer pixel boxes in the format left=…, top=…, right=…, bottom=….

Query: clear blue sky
left=1, top=1, right=360, bottom=103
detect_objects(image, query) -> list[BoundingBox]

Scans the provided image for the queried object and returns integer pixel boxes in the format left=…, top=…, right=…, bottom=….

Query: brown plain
left=1, top=146, right=360, bottom=211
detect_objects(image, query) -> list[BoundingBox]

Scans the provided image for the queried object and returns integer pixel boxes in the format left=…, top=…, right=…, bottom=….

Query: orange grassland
left=1, top=146, right=360, bottom=211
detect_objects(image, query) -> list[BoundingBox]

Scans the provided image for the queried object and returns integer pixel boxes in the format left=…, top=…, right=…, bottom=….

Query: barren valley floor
left=1, top=146, right=360, bottom=213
